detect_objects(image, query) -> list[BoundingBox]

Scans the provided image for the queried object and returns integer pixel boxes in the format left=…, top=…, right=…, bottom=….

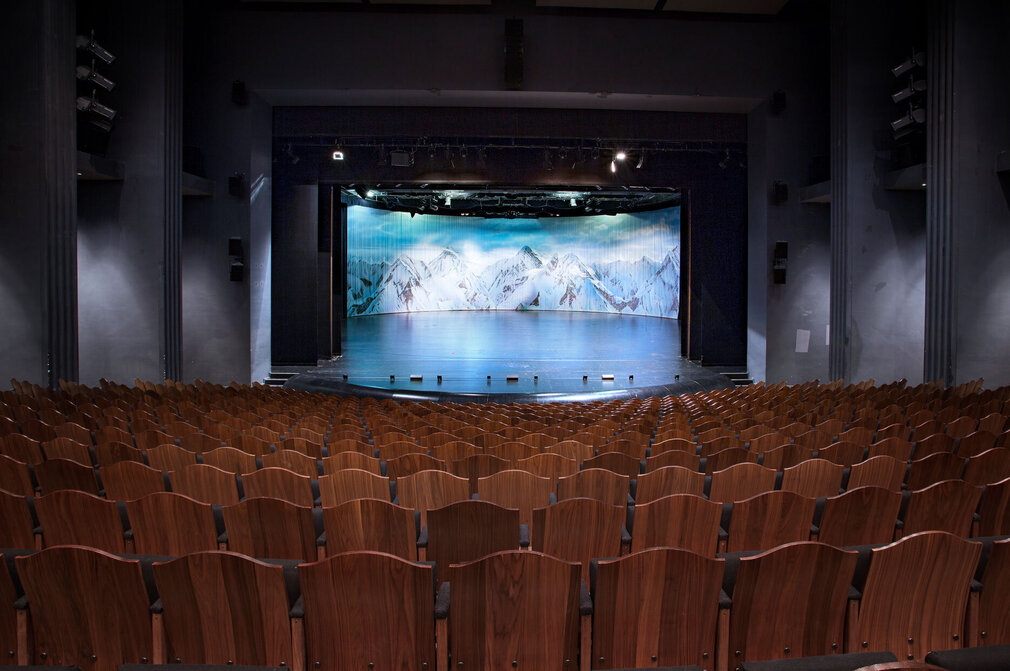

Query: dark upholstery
left=738, top=651, right=898, bottom=671
left=926, top=645, right=1010, bottom=671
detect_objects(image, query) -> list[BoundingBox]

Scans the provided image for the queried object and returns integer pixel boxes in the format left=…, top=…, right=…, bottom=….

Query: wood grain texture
left=223, top=497, right=318, bottom=561
left=650, top=437, right=698, bottom=457
left=448, top=550, right=581, bottom=671
left=449, top=453, right=510, bottom=495
left=547, top=440, right=595, bottom=462
left=557, top=468, right=630, bottom=507
left=378, top=441, right=427, bottom=460
left=169, top=463, right=240, bottom=505
left=957, top=431, right=998, bottom=459
left=902, top=480, right=982, bottom=537
left=630, top=494, right=722, bottom=556
left=727, top=490, right=815, bottom=552
left=793, top=429, right=835, bottom=450
left=40, top=437, right=92, bottom=466
left=477, top=469, right=553, bottom=528
left=593, top=547, right=724, bottom=670
left=867, top=438, right=914, bottom=462
left=817, top=486, right=902, bottom=547
left=125, top=492, right=220, bottom=555
left=730, top=542, right=857, bottom=663
left=487, top=441, right=541, bottom=462
left=978, top=538, right=1010, bottom=646
left=0, top=490, right=35, bottom=549
left=781, top=459, right=845, bottom=498
left=0, top=455, right=34, bottom=496
left=280, top=437, right=323, bottom=459
left=645, top=450, right=701, bottom=472
left=323, top=498, right=417, bottom=560
left=516, top=453, right=578, bottom=484
left=635, top=465, right=706, bottom=504
left=427, top=500, right=521, bottom=578
left=262, top=449, right=321, bottom=477
left=904, top=453, right=967, bottom=491
left=704, top=447, right=759, bottom=474
left=856, top=531, right=982, bottom=661
left=153, top=551, right=293, bottom=666
left=35, top=490, right=126, bottom=553
left=145, top=443, right=198, bottom=471
left=601, top=438, right=647, bottom=461
left=385, top=453, right=446, bottom=480
left=837, top=426, right=875, bottom=446
left=326, top=437, right=374, bottom=455
left=321, top=451, right=380, bottom=475
left=298, top=551, right=436, bottom=671
left=518, top=432, right=559, bottom=449
left=16, top=546, right=152, bottom=671
left=707, top=463, right=776, bottom=504
left=318, top=469, right=391, bottom=507
left=428, top=440, right=480, bottom=462
left=533, top=498, right=624, bottom=582
left=977, top=476, right=1010, bottom=537
left=913, top=434, right=956, bottom=460
left=100, top=460, right=166, bottom=500
left=817, top=441, right=868, bottom=467
left=93, top=441, right=145, bottom=467
left=583, top=452, right=642, bottom=479
left=202, top=446, right=259, bottom=475
left=847, top=455, right=907, bottom=491
left=0, top=554, right=16, bottom=665
left=396, top=470, right=470, bottom=525
left=241, top=468, right=315, bottom=507
left=236, top=435, right=273, bottom=456
left=34, top=458, right=99, bottom=495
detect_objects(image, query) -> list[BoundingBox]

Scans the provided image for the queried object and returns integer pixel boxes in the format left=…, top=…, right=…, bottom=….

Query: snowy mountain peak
left=517, top=245, right=543, bottom=268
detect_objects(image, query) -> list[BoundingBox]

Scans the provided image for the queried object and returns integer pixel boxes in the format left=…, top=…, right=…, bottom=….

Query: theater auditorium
left=1, top=0, right=1009, bottom=670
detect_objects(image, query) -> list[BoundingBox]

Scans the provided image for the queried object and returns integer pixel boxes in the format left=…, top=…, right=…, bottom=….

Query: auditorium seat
left=145, top=443, right=198, bottom=471
left=33, top=458, right=99, bottom=496
left=279, top=436, right=323, bottom=459
left=100, top=461, right=166, bottom=500
left=977, top=477, right=1010, bottom=537
left=519, top=431, right=560, bottom=450
left=0, top=489, right=37, bottom=549
left=634, top=465, right=705, bottom=504
left=449, top=453, right=510, bottom=495
left=396, top=470, right=470, bottom=525
left=602, top=438, right=648, bottom=461
left=904, top=453, right=967, bottom=491
left=241, top=468, right=315, bottom=507
left=847, top=456, right=906, bottom=491
left=93, top=440, right=144, bottom=467
left=547, top=440, right=596, bottom=462
left=901, top=480, right=982, bottom=537
left=16, top=546, right=153, bottom=671
left=0, top=434, right=44, bottom=464
left=322, top=497, right=416, bottom=560
left=319, top=450, right=378, bottom=475
left=325, top=437, right=373, bottom=455
left=704, top=447, right=759, bottom=474
left=133, top=429, right=175, bottom=452
left=646, top=450, right=701, bottom=473
left=385, top=453, right=446, bottom=480
left=962, top=448, right=1010, bottom=486
left=262, top=449, right=320, bottom=477
left=446, top=551, right=584, bottom=671
left=517, top=452, right=579, bottom=484
left=425, top=499, right=521, bottom=572
left=651, top=437, right=698, bottom=457
left=816, top=487, right=901, bottom=546
left=759, top=444, right=813, bottom=471
left=728, top=542, right=857, bottom=665
left=298, top=551, right=439, bottom=671
left=428, top=440, right=480, bottom=462
left=0, top=455, right=34, bottom=496
left=726, top=491, right=816, bottom=552
left=817, top=442, right=868, bottom=467
left=558, top=468, right=630, bottom=507
left=477, top=469, right=553, bottom=528
left=708, top=463, right=776, bottom=504
left=18, top=419, right=56, bottom=444
left=125, top=492, right=222, bottom=555
left=837, top=426, right=876, bottom=446
left=855, top=531, right=981, bottom=661
left=202, top=446, right=259, bottom=475
left=584, top=452, right=642, bottom=479
left=235, top=435, right=273, bottom=457
left=40, top=437, right=92, bottom=466
left=912, top=434, right=956, bottom=460
left=977, top=538, right=1010, bottom=647
left=35, top=490, right=127, bottom=553
left=592, top=547, right=723, bottom=670
left=781, top=459, right=845, bottom=498
left=533, top=497, right=625, bottom=581
left=153, top=551, right=294, bottom=667
left=168, top=464, right=239, bottom=505
left=629, top=494, right=721, bottom=556
left=956, top=430, right=998, bottom=458
left=488, top=441, right=541, bottom=462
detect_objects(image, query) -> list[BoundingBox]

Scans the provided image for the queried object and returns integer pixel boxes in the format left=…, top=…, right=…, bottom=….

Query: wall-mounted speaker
left=773, top=241, right=788, bottom=284
left=228, top=173, right=246, bottom=198
left=230, top=262, right=244, bottom=282
left=231, top=80, right=248, bottom=107
left=504, top=19, right=523, bottom=91
left=229, top=237, right=245, bottom=282
left=773, top=181, right=788, bottom=205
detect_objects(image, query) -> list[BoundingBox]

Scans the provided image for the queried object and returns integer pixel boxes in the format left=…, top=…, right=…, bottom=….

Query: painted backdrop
left=347, top=206, right=680, bottom=318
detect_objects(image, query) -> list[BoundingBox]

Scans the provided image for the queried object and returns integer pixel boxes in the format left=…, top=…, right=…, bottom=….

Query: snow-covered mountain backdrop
left=346, top=206, right=680, bottom=319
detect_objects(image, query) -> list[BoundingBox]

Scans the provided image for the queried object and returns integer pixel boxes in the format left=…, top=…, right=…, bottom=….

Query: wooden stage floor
left=284, top=311, right=732, bottom=403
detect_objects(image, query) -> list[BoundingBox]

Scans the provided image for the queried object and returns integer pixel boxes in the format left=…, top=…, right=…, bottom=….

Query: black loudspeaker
left=773, top=181, right=788, bottom=204
left=228, top=173, right=246, bottom=198
left=232, top=80, right=249, bottom=107
left=771, top=89, right=786, bottom=115
left=230, top=262, right=244, bottom=282
left=504, top=19, right=523, bottom=91
left=228, top=237, right=244, bottom=258
left=773, top=241, right=788, bottom=284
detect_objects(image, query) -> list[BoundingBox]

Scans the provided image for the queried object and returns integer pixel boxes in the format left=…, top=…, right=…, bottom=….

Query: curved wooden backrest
left=583, top=452, right=641, bottom=479
left=95, top=425, right=132, bottom=449
left=817, top=486, right=902, bottom=547
left=516, top=452, right=578, bottom=484
left=488, top=441, right=541, bottom=462
left=593, top=546, right=723, bottom=669
left=169, top=463, right=239, bottom=505
left=630, top=494, right=722, bottom=556
left=52, top=421, right=93, bottom=445
left=372, top=431, right=414, bottom=447
left=41, top=437, right=92, bottom=466
left=299, top=551, right=436, bottom=671
left=449, top=453, right=510, bottom=495
left=235, top=434, right=273, bottom=456
left=153, top=551, right=292, bottom=666
left=202, top=446, right=259, bottom=475
left=958, top=431, right=999, bottom=460
left=16, top=545, right=152, bottom=671
left=557, top=468, right=629, bottom=507
left=94, top=440, right=144, bottom=467
left=601, top=438, right=647, bottom=461
left=318, top=469, right=391, bottom=508
left=979, top=538, right=1010, bottom=646
left=817, top=441, right=868, bottom=467
left=385, top=453, right=446, bottom=480
left=223, top=497, right=317, bottom=561
left=837, top=426, right=875, bottom=446
left=867, top=437, right=914, bottom=463
left=0, top=454, right=34, bottom=496
left=708, top=463, right=776, bottom=504
left=326, top=437, right=373, bottom=455
left=427, top=499, right=521, bottom=575
left=35, top=490, right=126, bottom=554
left=377, top=440, right=427, bottom=460
left=793, top=429, right=835, bottom=450
left=0, top=489, right=35, bottom=549
left=730, top=542, right=857, bottom=663
left=856, top=531, right=982, bottom=661
left=428, top=440, right=480, bottom=463
left=280, top=437, right=323, bottom=459
left=645, top=450, right=701, bottom=473
left=848, top=455, right=906, bottom=491
left=902, top=480, right=983, bottom=537
left=704, top=447, right=759, bottom=474
left=448, top=550, right=581, bottom=671
left=781, top=458, right=845, bottom=498
left=396, top=470, right=470, bottom=524
left=532, top=497, right=624, bottom=582
left=145, top=443, right=198, bottom=471
left=477, top=470, right=552, bottom=528
left=650, top=437, right=698, bottom=457
left=320, top=451, right=379, bottom=475
left=517, top=432, right=558, bottom=450
left=100, top=460, right=165, bottom=501
left=913, top=434, right=956, bottom=460
left=125, top=492, right=220, bottom=555
left=727, top=490, right=816, bottom=553
left=323, top=498, right=417, bottom=560
left=635, top=465, right=706, bottom=505
left=905, top=453, right=967, bottom=491
left=977, top=476, right=1010, bottom=537
left=241, top=467, right=315, bottom=507
left=261, top=448, right=320, bottom=477
left=760, top=444, right=813, bottom=471
left=545, top=440, right=595, bottom=463
left=34, top=458, right=99, bottom=495
left=978, top=413, right=1008, bottom=436
left=944, top=416, right=977, bottom=440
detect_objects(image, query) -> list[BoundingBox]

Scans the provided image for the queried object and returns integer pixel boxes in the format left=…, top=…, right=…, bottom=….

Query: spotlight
left=76, top=30, right=115, bottom=64
left=76, top=90, right=116, bottom=121
left=76, top=59, right=115, bottom=91
left=636, top=152, right=645, bottom=169
left=610, top=160, right=616, bottom=173
left=445, top=196, right=451, bottom=206
left=891, top=51, right=925, bottom=78
left=353, top=186, right=369, bottom=199
left=891, top=77, right=926, bottom=103
left=890, top=105, right=926, bottom=132
left=331, top=150, right=345, bottom=161
left=366, top=190, right=376, bottom=198
left=570, top=198, right=577, bottom=207
left=615, top=151, right=627, bottom=161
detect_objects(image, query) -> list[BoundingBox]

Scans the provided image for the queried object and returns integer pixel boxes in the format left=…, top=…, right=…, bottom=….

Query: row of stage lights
left=331, top=146, right=644, bottom=172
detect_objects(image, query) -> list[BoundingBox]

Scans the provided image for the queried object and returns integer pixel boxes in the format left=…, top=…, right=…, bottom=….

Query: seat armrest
left=435, top=582, right=450, bottom=619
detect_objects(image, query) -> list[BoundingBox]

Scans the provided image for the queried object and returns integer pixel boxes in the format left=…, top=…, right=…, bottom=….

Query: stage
left=284, top=311, right=733, bottom=403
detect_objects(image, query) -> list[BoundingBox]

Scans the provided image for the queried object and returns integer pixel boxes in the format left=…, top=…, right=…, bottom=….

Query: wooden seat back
left=630, top=494, right=722, bottom=556
left=634, top=465, right=705, bottom=505
left=241, top=467, right=315, bottom=507
left=169, top=463, right=239, bottom=505
left=223, top=497, right=317, bottom=561
left=532, top=497, right=624, bottom=582
left=781, top=458, right=845, bottom=498
left=427, top=499, right=521, bottom=576
left=35, top=490, right=126, bottom=554
left=708, top=463, right=776, bottom=503
left=125, top=492, right=220, bottom=555
left=322, top=498, right=417, bottom=560
left=318, top=469, right=391, bottom=507
left=100, top=461, right=166, bottom=500
left=902, top=480, right=983, bottom=537
left=817, top=486, right=901, bottom=547
left=477, top=470, right=553, bottom=528
left=727, top=490, right=816, bottom=552
left=557, top=468, right=629, bottom=507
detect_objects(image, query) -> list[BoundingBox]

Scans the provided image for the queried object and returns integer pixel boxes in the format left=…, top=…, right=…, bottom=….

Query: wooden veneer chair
left=323, top=498, right=417, bottom=561
left=977, top=538, right=1010, bottom=647
left=0, top=489, right=36, bottom=549
left=263, top=448, right=321, bottom=477
left=168, top=463, right=239, bottom=505
left=0, top=455, right=34, bottom=496
left=634, top=465, right=705, bottom=504
left=35, top=489, right=127, bottom=554
left=425, top=499, right=522, bottom=573
left=726, top=490, right=816, bottom=553
left=816, top=486, right=901, bottom=547
left=900, top=480, right=982, bottom=537
left=976, top=476, right=1010, bottom=537
left=223, top=497, right=318, bottom=561
left=242, top=467, right=315, bottom=507
left=125, top=491, right=221, bottom=555
left=318, top=469, right=391, bottom=507
left=707, top=463, right=776, bottom=504
left=396, top=470, right=470, bottom=526
left=533, top=497, right=625, bottom=583
left=100, top=461, right=166, bottom=501
left=780, top=458, right=845, bottom=498
left=476, top=469, right=553, bottom=528
left=629, top=494, right=721, bottom=556
left=557, top=469, right=630, bottom=507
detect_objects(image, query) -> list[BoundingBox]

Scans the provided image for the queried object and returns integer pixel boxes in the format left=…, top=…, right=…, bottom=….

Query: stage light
left=366, top=190, right=376, bottom=198
left=331, top=150, right=344, bottom=161
left=636, top=153, right=645, bottom=169
left=353, top=186, right=369, bottom=199
left=76, top=60, right=115, bottom=91
left=615, top=151, right=627, bottom=161
left=76, top=90, right=116, bottom=121
left=890, top=105, right=926, bottom=132
left=445, top=196, right=451, bottom=206
left=610, top=161, right=617, bottom=173
left=892, top=77, right=926, bottom=103
left=891, top=51, right=925, bottom=78
left=76, top=30, right=115, bottom=64
left=570, top=198, right=577, bottom=207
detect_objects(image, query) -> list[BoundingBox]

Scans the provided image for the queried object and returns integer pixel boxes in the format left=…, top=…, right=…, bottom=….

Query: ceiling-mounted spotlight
left=610, top=160, right=617, bottom=173
left=76, top=59, right=115, bottom=91
left=570, top=198, right=577, bottom=207
left=331, top=150, right=345, bottom=161
left=890, top=104, right=926, bottom=132
left=76, top=30, right=115, bottom=64
left=445, top=196, right=451, bottom=206
left=891, top=77, right=927, bottom=103
left=891, top=50, right=925, bottom=78
left=76, top=89, right=116, bottom=121
left=614, top=151, right=627, bottom=161
left=353, top=185, right=370, bottom=199
left=636, top=152, right=645, bottom=169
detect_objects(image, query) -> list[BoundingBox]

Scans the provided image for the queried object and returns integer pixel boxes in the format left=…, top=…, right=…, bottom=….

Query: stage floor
left=284, top=311, right=732, bottom=402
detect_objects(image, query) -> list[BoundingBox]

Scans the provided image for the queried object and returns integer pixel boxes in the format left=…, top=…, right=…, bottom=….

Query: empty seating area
left=2, top=377, right=1010, bottom=670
